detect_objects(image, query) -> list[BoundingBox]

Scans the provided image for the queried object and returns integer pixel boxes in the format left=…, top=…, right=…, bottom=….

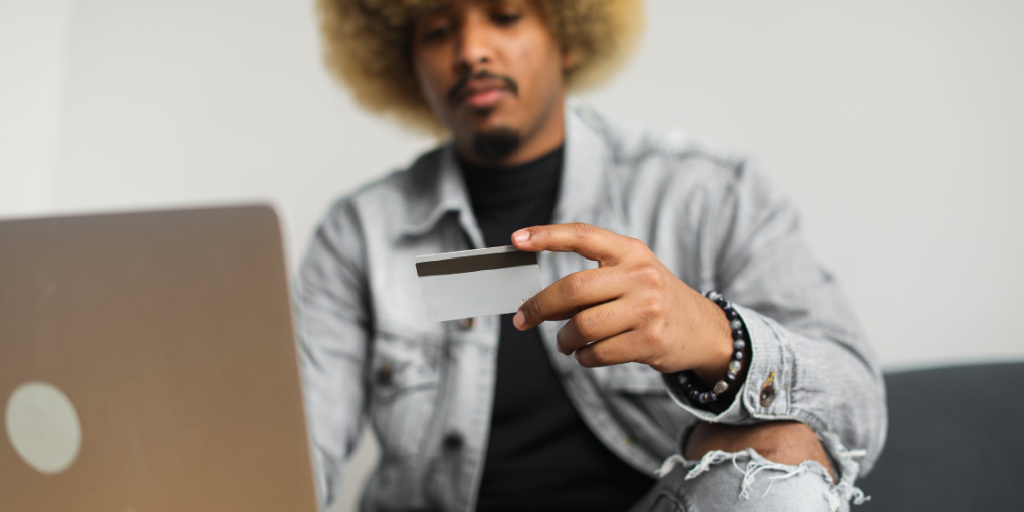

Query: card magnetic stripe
left=415, top=250, right=537, bottom=277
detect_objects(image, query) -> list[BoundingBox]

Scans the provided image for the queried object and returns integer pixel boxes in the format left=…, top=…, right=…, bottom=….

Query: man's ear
left=562, top=47, right=576, bottom=72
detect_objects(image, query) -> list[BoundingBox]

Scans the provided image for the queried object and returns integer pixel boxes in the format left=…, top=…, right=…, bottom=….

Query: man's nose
left=453, top=16, right=494, bottom=74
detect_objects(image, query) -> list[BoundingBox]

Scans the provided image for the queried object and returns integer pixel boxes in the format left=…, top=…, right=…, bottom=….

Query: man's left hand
left=511, top=223, right=733, bottom=381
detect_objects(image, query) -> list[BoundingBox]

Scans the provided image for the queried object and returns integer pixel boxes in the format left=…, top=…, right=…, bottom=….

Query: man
left=297, top=1, right=886, bottom=510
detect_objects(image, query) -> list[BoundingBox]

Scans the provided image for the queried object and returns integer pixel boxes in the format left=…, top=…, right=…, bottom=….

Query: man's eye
left=491, top=13, right=521, bottom=26
left=422, top=25, right=453, bottom=41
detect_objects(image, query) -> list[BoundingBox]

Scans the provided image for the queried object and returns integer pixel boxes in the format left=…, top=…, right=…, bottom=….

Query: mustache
left=447, top=70, right=519, bottom=106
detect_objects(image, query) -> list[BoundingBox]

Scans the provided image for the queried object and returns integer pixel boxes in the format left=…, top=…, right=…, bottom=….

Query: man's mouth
left=461, top=84, right=509, bottom=108
left=448, top=71, right=519, bottom=109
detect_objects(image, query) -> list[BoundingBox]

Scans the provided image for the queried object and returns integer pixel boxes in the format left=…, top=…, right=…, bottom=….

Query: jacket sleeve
left=662, top=158, right=888, bottom=476
left=294, top=199, right=372, bottom=509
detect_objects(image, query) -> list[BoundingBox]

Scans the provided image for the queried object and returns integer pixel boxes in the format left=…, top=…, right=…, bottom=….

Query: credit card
left=415, top=245, right=542, bottom=322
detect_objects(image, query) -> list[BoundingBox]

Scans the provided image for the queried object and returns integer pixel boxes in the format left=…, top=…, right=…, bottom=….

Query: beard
left=471, top=126, right=521, bottom=164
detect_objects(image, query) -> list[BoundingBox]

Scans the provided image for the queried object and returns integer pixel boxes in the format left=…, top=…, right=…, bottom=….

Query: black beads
left=678, top=291, right=751, bottom=407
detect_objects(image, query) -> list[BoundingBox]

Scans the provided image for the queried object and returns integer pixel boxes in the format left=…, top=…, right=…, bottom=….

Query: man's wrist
left=680, top=291, right=753, bottom=408
left=691, top=295, right=738, bottom=385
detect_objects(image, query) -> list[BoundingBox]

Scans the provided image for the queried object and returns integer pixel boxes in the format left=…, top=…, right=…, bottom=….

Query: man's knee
left=684, top=420, right=835, bottom=480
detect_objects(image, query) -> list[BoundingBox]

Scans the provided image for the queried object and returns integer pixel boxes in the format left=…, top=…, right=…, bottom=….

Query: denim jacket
left=295, top=104, right=887, bottom=512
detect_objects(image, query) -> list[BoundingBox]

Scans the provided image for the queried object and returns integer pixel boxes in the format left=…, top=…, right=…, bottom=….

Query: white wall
left=2, top=1, right=1022, bottom=510
left=579, top=0, right=1024, bottom=371
left=47, top=0, right=435, bottom=269
left=0, top=0, right=69, bottom=216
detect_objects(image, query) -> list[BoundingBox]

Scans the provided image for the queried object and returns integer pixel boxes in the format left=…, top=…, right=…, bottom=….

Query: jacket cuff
left=663, top=304, right=794, bottom=423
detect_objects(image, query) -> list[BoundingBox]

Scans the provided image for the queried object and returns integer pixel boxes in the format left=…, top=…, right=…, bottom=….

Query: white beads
left=728, top=360, right=742, bottom=375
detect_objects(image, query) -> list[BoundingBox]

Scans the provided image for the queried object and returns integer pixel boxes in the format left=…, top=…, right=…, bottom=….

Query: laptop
left=0, top=205, right=319, bottom=512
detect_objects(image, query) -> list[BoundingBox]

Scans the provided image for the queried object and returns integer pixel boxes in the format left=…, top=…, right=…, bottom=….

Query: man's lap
left=629, top=449, right=850, bottom=512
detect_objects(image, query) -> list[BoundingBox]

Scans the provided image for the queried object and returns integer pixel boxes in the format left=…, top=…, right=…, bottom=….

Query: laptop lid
left=0, top=205, right=318, bottom=512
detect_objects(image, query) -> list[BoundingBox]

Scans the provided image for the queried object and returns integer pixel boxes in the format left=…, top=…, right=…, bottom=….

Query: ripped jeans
left=630, top=439, right=869, bottom=512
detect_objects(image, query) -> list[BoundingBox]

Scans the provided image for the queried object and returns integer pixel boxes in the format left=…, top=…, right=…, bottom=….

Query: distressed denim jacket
left=295, top=104, right=887, bottom=512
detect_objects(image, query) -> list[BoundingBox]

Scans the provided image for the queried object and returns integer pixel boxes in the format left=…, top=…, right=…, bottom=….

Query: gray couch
left=856, top=362, right=1023, bottom=510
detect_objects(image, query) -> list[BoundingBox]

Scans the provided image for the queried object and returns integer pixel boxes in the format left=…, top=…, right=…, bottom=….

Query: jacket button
left=376, top=362, right=392, bottom=386
left=443, top=432, right=464, bottom=450
left=759, top=371, right=776, bottom=408
left=459, top=317, right=475, bottom=330
left=759, top=384, right=776, bottom=407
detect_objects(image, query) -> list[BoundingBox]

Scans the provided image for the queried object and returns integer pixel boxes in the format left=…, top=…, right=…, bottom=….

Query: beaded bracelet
left=678, top=291, right=748, bottom=405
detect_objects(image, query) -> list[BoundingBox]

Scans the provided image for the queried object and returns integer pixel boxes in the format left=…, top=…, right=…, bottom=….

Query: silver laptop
left=0, top=205, right=318, bottom=512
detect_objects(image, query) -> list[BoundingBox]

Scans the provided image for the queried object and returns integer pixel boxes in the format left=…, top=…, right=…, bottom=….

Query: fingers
left=511, top=223, right=644, bottom=265
left=508, top=222, right=676, bottom=371
left=554, top=301, right=635, bottom=354
left=513, top=267, right=623, bottom=331
left=573, top=330, right=652, bottom=368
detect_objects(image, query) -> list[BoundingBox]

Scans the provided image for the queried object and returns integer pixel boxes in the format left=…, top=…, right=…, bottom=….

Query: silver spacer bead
left=713, top=380, right=729, bottom=395
left=728, top=360, right=742, bottom=375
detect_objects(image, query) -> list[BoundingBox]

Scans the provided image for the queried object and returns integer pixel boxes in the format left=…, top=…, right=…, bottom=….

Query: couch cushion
left=857, top=362, right=1024, bottom=510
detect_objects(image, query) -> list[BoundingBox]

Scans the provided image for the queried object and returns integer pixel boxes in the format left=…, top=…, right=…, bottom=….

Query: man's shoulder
left=348, top=145, right=446, bottom=204
left=326, top=144, right=444, bottom=211
left=593, top=108, right=798, bottom=223
left=571, top=105, right=790, bottom=219
left=583, top=106, right=749, bottom=178
left=314, top=144, right=448, bottom=245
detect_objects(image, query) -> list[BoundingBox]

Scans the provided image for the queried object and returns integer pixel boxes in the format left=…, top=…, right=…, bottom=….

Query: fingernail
left=513, top=309, right=525, bottom=330
left=512, top=229, right=530, bottom=244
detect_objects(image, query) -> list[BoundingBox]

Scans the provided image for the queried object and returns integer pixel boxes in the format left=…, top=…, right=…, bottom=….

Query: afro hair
left=316, top=0, right=644, bottom=133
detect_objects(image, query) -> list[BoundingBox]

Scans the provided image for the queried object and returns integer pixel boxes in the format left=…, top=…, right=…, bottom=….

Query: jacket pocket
left=599, top=362, right=670, bottom=394
left=369, top=321, right=445, bottom=460
left=596, top=362, right=693, bottom=449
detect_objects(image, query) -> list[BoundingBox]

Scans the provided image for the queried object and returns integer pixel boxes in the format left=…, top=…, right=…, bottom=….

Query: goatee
left=471, top=127, right=521, bottom=163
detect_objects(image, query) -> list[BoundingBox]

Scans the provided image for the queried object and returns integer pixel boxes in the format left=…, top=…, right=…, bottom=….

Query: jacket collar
left=399, top=103, right=609, bottom=244
left=399, top=144, right=474, bottom=240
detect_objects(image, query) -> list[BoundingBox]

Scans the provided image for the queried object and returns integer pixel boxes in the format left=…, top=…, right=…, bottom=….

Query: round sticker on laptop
left=4, top=381, right=82, bottom=475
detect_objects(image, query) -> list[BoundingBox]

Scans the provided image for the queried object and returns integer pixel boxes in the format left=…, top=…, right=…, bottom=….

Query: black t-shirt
left=461, top=146, right=654, bottom=511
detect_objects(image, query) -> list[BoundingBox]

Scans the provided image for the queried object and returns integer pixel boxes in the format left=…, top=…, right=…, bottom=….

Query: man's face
left=411, top=0, right=568, bottom=164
